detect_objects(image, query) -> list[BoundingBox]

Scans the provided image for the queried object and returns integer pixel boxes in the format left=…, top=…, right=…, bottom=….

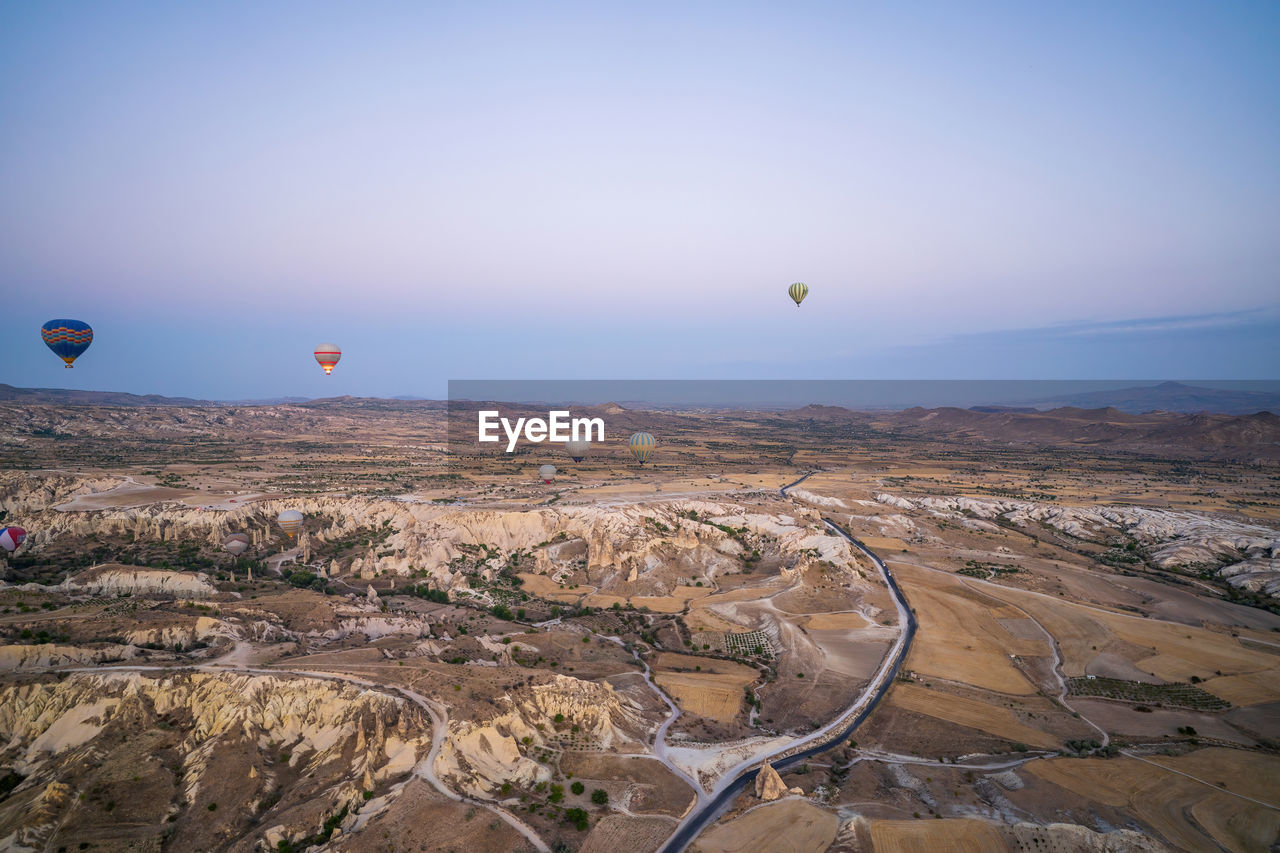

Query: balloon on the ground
left=314, top=343, right=341, bottom=375
left=41, top=319, right=94, bottom=367
left=277, top=510, right=304, bottom=539
left=0, top=527, right=27, bottom=553
left=223, top=533, right=251, bottom=557
left=629, top=432, right=656, bottom=464
left=564, top=439, right=590, bottom=462
left=539, top=464, right=556, bottom=484
left=788, top=282, right=808, bottom=307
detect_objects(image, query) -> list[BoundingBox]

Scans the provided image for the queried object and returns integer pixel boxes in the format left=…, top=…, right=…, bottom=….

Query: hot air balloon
left=277, top=510, right=304, bottom=540
left=564, top=439, right=590, bottom=462
left=539, top=464, right=556, bottom=484
left=629, top=432, right=656, bottom=465
left=314, top=343, right=341, bottom=375
left=41, top=319, right=93, bottom=367
left=223, top=533, right=251, bottom=557
left=0, top=527, right=27, bottom=553
left=787, top=282, right=808, bottom=307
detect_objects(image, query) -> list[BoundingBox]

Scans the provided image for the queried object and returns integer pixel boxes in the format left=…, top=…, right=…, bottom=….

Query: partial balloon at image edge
left=0, top=526, right=28, bottom=554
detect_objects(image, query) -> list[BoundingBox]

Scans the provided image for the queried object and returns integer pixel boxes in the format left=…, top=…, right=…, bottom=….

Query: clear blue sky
left=2, top=1, right=1277, bottom=398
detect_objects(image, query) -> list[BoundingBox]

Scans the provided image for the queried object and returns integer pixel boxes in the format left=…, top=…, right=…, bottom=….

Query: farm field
left=868, top=817, right=1007, bottom=852
left=888, top=683, right=1061, bottom=749
left=1028, top=750, right=1280, bottom=853
left=651, top=653, right=760, bottom=723
left=691, top=799, right=837, bottom=853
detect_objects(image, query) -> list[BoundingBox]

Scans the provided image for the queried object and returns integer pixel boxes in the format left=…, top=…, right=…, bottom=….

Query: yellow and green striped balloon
left=628, top=432, right=656, bottom=465
left=788, top=281, right=809, bottom=307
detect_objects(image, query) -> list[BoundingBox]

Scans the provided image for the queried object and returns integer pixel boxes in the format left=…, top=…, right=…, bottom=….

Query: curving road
left=655, top=478, right=917, bottom=853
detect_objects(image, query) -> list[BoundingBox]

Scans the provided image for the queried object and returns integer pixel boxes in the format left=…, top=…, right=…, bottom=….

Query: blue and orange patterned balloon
left=40, top=319, right=93, bottom=368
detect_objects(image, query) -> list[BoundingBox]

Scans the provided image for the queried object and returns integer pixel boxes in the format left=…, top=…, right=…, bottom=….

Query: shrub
left=571, top=781, right=584, bottom=795
left=591, top=789, right=608, bottom=805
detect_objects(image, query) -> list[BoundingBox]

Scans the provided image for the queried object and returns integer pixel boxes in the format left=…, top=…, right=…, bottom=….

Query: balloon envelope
left=0, top=527, right=27, bottom=553
left=314, top=343, right=341, bottom=375
left=41, top=319, right=93, bottom=367
left=629, top=432, right=656, bottom=464
left=564, top=439, right=590, bottom=462
left=788, top=282, right=808, bottom=307
left=539, top=464, right=556, bottom=483
left=223, top=533, right=251, bottom=557
left=277, top=510, right=304, bottom=539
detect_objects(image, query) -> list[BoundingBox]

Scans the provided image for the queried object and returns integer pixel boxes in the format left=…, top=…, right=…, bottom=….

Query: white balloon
left=277, top=510, right=304, bottom=539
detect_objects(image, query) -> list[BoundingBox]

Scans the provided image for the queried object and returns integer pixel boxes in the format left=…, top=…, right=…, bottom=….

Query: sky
left=1, top=1, right=1277, bottom=399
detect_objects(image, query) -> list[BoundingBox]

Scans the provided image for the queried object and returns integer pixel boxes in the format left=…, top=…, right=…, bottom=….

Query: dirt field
left=975, top=577, right=1279, bottom=695
left=1069, top=698, right=1254, bottom=744
left=558, top=752, right=694, bottom=817
left=1028, top=749, right=1280, bottom=852
left=683, top=607, right=747, bottom=633
left=891, top=564, right=1045, bottom=695
left=692, top=799, right=837, bottom=853
left=806, top=633, right=891, bottom=680
left=582, top=592, right=630, bottom=609
left=579, top=814, right=675, bottom=853
left=888, top=683, right=1060, bottom=749
left=1200, top=669, right=1280, bottom=706
left=516, top=572, right=589, bottom=603
left=1084, top=652, right=1166, bottom=683
left=803, top=611, right=872, bottom=629
left=633, top=585, right=713, bottom=613
left=337, top=778, right=529, bottom=853
left=652, top=653, right=759, bottom=722
left=869, top=817, right=1007, bottom=852
left=861, top=536, right=910, bottom=552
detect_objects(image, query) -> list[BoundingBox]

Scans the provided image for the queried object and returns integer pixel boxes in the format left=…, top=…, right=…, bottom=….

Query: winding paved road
left=654, top=477, right=918, bottom=852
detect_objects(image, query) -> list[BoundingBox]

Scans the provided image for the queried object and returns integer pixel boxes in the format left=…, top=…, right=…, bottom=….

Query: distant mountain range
left=1013, top=382, right=1280, bottom=415
left=2, top=381, right=1275, bottom=415
left=0, top=384, right=219, bottom=407
left=0, top=384, right=311, bottom=407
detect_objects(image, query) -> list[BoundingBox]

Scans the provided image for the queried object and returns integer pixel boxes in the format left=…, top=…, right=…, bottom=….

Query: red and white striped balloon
left=314, top=343, right=341, bottom=375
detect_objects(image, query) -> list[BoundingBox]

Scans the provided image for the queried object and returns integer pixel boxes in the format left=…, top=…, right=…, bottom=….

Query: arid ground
left=0, top=398, right=1277, bottom=852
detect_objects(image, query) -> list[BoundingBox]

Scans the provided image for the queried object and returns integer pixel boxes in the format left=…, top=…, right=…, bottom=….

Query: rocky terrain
left=0, top=671, right=430, bottom=852
left=0, top=401, right=1276, bottom=852
left=869, top=491, right=1280, bottom=599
